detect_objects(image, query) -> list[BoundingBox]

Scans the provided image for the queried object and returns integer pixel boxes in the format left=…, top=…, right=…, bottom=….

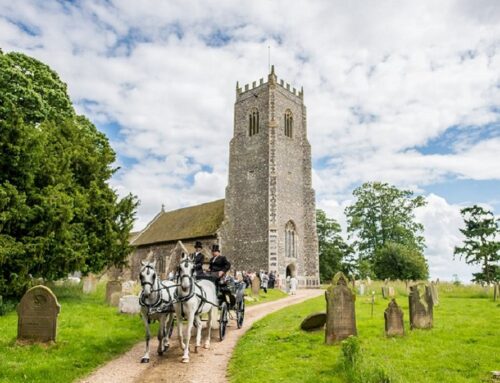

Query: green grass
left=0, top=282, right=149, bottom=383
left=229, top=281, right=500, bottom=383
left=244, top=287, right=289, bottom=306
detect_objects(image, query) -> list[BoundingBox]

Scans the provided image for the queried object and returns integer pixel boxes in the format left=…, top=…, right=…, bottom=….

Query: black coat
left=208, top=255, right=231, bottom=273
left=191, top=252, right=204, bottom=276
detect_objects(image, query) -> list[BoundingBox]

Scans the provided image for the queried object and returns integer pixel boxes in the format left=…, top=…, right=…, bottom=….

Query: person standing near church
left=191, top=241, right=205, bottom=277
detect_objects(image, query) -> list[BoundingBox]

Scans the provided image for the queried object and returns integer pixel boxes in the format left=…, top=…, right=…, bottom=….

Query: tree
left=0, top=51, right=138, bottom=298
left=454, top=205, right=500, bottom=284
left=373, top=242, right=429, bottom=280
left=316, top=209, right=354, bottom=282
left=345, top=182, right=426, bottom=278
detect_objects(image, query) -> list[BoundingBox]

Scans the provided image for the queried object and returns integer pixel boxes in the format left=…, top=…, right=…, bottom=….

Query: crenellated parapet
left=236, top=65, right=304, bottom=99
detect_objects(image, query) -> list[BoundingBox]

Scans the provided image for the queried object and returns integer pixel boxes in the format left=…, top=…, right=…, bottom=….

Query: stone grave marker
left=119, top=295, right=141, bottom=314
left=325, top=272, right=357, bottom=344
left=388, top=286, right=395, bottom=298
left=358, top=283, right=366, bottom=296
left=82, top=274, right=97, bottom=294
left=430, top=282, right=439, bottom=306
left=384, top=299, right=404, bottom=337
left=17, top=285, right=61, bottom=342
left=106, top=280, right=122, bottom=305
left=409, top=284, right=433, bottom=329
left=381, top=286, right=389, bottom=299
left=122, top=280, right=136, bottom=294
left=300, top=312, right=327, bottom=331
left=251, top=276, right=261, bottom=296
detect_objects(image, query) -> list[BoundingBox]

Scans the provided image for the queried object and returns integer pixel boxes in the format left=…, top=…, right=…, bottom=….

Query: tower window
left=284, top=110, right=293, bottom=138
left=248, top=108, right=259, bottom=136
left=285, top=220, right=297, bottom=258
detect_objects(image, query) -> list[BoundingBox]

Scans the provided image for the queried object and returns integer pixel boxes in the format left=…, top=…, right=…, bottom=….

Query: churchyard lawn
left=245, top=287, right=288, bottom=306
left=0, top=282, right=147, bottom=383
left=229, top=281, right=500, bottom=383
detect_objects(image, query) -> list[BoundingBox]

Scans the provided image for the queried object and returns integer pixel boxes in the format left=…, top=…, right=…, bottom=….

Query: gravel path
left=79, top=289, right=323, bottom=383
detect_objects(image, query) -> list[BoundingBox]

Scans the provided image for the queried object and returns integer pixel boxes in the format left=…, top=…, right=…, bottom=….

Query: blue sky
left=0, top=0, right=499, bottom=282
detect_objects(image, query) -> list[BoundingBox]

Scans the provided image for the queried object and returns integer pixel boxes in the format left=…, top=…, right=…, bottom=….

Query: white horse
left=138, top=260, right=175, bottom=363
left=175, top=253, right=218, bottom=363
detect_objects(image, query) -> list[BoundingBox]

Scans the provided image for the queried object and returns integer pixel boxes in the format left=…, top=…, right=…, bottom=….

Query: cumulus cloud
left=1, top=1, right=499, bottom=281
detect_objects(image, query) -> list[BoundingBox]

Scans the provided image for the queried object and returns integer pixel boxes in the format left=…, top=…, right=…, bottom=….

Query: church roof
left=132, top=199, right=225, bottom=246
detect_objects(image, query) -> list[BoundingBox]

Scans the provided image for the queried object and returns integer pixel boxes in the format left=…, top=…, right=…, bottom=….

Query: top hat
left=194, top=241, right=203, bottom=249
left=211, top=244, right=220, bottom=252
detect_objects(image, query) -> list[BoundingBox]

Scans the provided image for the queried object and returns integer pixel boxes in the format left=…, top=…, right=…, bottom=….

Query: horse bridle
left=139, top=264, right=176, bottom=311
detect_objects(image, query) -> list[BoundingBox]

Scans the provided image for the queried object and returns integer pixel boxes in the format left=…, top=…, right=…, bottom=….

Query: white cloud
left=1, top=1, right=499, bottom=281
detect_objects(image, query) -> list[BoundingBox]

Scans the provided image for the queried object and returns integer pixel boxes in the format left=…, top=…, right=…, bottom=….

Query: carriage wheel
left=219, top=302, right=228, bottom=341
left=236, top=299, right=245, bottom=329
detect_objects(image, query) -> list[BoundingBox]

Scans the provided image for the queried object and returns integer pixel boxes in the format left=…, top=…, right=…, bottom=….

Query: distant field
left=229, top=282, right=500, bottom=383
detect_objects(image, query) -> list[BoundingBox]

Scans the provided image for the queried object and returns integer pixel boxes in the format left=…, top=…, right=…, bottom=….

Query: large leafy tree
left=345, top=182, right=426, bottom=278
left=373, top=242, right=429, bottom=280
left=454, top=205, right=500, bottom=284
left=316, top=209, right=354, bottom=282
left=0, top=51, right=138, bottom=298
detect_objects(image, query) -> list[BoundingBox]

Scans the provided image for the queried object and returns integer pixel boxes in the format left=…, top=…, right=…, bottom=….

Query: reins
left=139, top=265, right=178, bottom=314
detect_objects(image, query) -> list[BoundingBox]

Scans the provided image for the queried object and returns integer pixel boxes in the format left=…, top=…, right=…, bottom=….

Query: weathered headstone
left=17, top=285, right=61, bottom=342
left=366, top=276, right=372, bottom=286
left=82, top=274, right=97, bottom=294
left=384, top=299, right=404, bottom=337
left=110, top=291, right=122, bottom=307
left=388, top=286, right=395, bottom=298
left=300, top=312, right=327, bottom=331
left=106, top=280, right=122, bottom=305
left=122, top=280, right=136, bottom=294
left=381, top=286, right=389, bottom=299
left=251, top=276, right=260, bottom=296
left=430, top=282, right=439, bottom=306
left=325, top=272, right=357, bottom=344
left=409, top=284, right=433, bottom=329
left=119, top=295, right=141, bottom=314
left=358, top=283, right=365, bottom=296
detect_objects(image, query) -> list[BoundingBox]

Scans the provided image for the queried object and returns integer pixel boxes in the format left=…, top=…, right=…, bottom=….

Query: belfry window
left=284, top=110, right=293, bottom=138
left=248, top=108, right=259, bottom=136
left=285, top=221, right=297, bottom=258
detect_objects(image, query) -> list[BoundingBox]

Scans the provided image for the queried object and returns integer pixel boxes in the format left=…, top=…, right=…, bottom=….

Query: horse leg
left=204, top=307, right=214, bottom=349
left=157, top=314, right=166, bottom=355
left=175, top=305, right=185, bottom=350
left=141, top=313, right=151, bottom=363
left=182, top=310, right=195, bottom=363
left=194, top=314, right=202, bottom=352
left=164, top=312, right=174, bottom=350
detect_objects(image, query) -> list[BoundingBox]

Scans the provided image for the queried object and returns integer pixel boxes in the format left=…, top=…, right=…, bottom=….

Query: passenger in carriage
left=191, top=241, right=205, bottom=277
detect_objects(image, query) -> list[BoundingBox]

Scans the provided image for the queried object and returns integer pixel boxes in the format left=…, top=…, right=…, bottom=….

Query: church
left=129, top=66, right=320, bottom=288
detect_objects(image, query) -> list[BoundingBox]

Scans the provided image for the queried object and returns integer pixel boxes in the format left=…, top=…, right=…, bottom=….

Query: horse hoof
left=204, top=344, right=210, bottom=349
left=182, top=358, right=189, bottom=363
left=141, top=358, right=150, bottom=363
left=158, top=350, right=164, bottom=356
left=164, top=345, right=170, bottom=351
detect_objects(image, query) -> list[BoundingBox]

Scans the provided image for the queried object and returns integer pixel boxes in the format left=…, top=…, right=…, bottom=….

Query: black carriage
left=217, top=279, right=246, bottom=340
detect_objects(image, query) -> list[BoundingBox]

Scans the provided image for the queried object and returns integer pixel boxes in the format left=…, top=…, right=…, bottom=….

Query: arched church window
left=285, top=220, right=297, bottom=258
left=248, top=108, right=259, bottom=136
left=284, top=110, right=293, bottom=138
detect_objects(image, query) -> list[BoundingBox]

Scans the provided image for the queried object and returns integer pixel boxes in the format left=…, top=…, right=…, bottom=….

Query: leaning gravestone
left=300, top=312, right=327, bottom=331
left=82, top=274, right=97, bottom=294
left=325, top=272, right=357, bottom=344
left=106, top=280, right=122, bottom=305
left=430, top=282, right=439, bottom=306
left=17, top=285, right=61, bottom=342
left=384, top=299, right=404, bottom=337
left=409, top=284, right=433, bottom=329
left=251, top=276, right=260, bottom=296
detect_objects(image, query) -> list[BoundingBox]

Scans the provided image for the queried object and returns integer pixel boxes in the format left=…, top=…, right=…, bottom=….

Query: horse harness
left=139, top=264, right=177, bottom=315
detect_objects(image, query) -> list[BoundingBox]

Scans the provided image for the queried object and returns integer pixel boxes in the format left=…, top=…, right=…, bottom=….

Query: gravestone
left=384, top=299, right=404, bottom=337
left=17, top=285, right=61, bottom=342
left=494, top=283, right=499, bottom=302
left=358, top=283, right=365, bottom=296
left=325, top=272, right=357, bottom=344
left=409, top=284, right=433, bottom=329
left=82, top=274, right=97, bottom=294
left=300, top=312, right=327, bottom=331
left=110, top=292, right=122, bottom=307
left=388, top=286, right=395, bottom=298
left=122, top=280, right=136, bottom=294
left=106, top=280, right=122, bottom=305
left=119, top=295, right=141, bottom=314
left=366, top=276, right=372, bottom=286
left=381, top=286, right=389, bottom=299
left=251, top=276, right=260, bottom=296
left=430, top=282, right=439, bottom=306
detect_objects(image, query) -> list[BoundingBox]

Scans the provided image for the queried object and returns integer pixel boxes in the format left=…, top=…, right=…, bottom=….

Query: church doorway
left=286, top=263, right=296, bottom=278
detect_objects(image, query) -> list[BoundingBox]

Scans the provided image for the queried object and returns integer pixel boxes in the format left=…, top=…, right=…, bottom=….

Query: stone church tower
left=222, top=66, right=320, bottom=287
